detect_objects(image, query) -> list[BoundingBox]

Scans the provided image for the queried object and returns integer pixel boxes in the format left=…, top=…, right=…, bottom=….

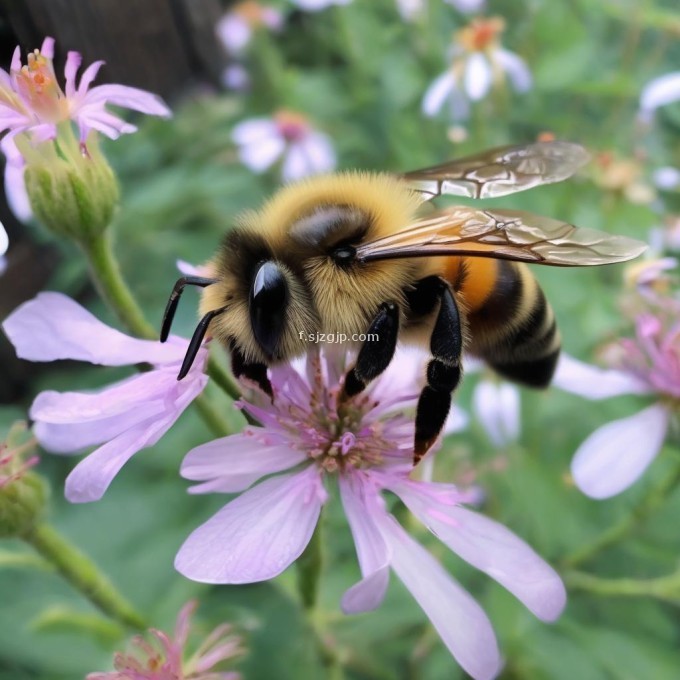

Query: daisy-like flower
left=591, top=151, right=656, bottom=205
left=401, top=0, right=485, bottom=21
left=639, top=72, right=680, bottom=123
left=472, top=379, right=520, bottom=448
left=175, top=349, right=566, bottom=680
left=232, top=110, right=336, bottom=182
left=553, top=298, right=680, bottom=499
left=1, top=292, right=209, bottom=503
left=87, top=600, right=244, bottom=680
left=216, top=1, right=283, bottom=55
left=0, top=36, right=170, bottom=146
left=290, top=0, right=353, bottom=11
left=422, top=17, right=531, bottom=121
left=0, top=37, right=170, bottom=222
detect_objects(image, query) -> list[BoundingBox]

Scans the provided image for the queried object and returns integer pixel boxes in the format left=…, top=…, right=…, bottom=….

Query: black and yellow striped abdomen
left=444, top=257, right=561, bottom=388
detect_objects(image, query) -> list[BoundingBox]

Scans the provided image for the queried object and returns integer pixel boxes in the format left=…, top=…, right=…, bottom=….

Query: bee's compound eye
left=249, top=261, right=289, bottom=358
left=332, top=244, right=356, bottom=266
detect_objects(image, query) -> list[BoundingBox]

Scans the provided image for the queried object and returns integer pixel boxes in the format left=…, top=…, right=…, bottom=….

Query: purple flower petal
left=64, top=370, right=207, bottom=502
left=392, top=480, right=566, bottom=622
left=422, top=71, right=456, bottom=117
left=339, top=474, right=391, bottom=613
left=75, top=60, right=105, bottom=97
left=175, top=467, right=326, bottom=584
left=571, top=403, right=670, bottom=499
left=553, top=354, right=651, bottom=399
left=181, top=432, right=306, bottom=493
left=40, top=37, right=55, bottom=60
left=2, top=292, right=185, bottom=366
left=64, top=51, right=82, bottom=98
left=377, top=512, right=501, bottom=680
left=465, top=53, right=493, bottom=101
left=30, top=371, right=177, bottom=450
left=65, top=413, right=175, bottom=503
left=75, top=106, right=137, bottom=140
left=82, top=84, right=172, bottom=117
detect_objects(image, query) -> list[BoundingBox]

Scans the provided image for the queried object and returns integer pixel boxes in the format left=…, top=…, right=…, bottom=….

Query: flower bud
left=18, top=126, right=120, bottom=245
left=0, top=422, right=48, bottom=538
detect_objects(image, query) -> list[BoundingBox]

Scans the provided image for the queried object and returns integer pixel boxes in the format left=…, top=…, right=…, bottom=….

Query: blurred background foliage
left=1, top=0, right=680, bottom=678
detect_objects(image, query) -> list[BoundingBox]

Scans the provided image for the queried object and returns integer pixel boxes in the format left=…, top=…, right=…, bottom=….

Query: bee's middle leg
left=341, top=301, right=400, bottom=398
left=413, top=278, right=463, bottom=464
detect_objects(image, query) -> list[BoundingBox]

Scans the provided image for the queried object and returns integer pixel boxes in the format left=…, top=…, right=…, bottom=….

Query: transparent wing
left=356, top=207, right=647, bottom=266
left=401, top=141, right=591, bottom=200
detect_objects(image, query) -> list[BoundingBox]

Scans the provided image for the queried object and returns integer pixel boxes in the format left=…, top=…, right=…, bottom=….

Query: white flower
left=216, top=2, right=283, bottom=55
left=290, top=0, right=353, bottom=11
left=639, top=72, right=680, bottom=123
left=422, top=17, right=531, bottom=121
left=653, top=166, right=680, bottom=191
left=472, top=380, right=520, bottom=448
left=445, top=0, right=486, bottom=12
left=0, top=219, right=7, bottom=257
left=232, top=111, right=336, bottom=182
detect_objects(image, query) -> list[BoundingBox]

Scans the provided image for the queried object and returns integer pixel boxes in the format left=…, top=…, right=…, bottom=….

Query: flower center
left=457, top=17, right=505, bottom=52
left=236, top=0, right=269, bottom=25
left=14, top=50, right=67, bottom=122
left=274, top=110, right=309, bottom=143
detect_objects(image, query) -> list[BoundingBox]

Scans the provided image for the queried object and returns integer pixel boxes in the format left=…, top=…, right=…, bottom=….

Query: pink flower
left=232, top=110, right=336, bottom=182
left=2, top=292, right=208, bottom=503
left=553, top=304, right=679, bottom=499
left=0, top=37, right=171, bottom=220
left=87, top=600, right=243, bottom=680
left=0, top=36, right=170, bottom=144
left=175, top=349, right=566, bottom=680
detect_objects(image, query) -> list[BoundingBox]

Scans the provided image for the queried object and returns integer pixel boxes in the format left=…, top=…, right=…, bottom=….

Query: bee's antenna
left=177, top=306, right=227, bottom=380
left=161, top=276, right=218, bottom=343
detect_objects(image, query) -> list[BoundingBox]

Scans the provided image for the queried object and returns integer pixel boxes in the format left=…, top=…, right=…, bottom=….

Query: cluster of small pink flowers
left=87, top=601, right=244, bottom=680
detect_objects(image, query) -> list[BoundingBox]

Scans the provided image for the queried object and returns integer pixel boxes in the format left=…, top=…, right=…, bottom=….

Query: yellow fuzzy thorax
left=238, top=171, right=425, bottom=246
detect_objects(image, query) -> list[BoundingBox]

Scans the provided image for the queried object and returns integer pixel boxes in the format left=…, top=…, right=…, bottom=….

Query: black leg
left=342, top=302, right=400, bottom=399
left=161, top=276, right=217, bottom=342
left=230, top=342, right=273, bottom=399
left=177, top=307, right=225, bottom=380
left=414, top=281, right=463, bottom=464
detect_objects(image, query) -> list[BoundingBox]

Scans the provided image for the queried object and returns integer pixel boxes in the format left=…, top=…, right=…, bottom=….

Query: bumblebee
left=160, top=141, right=645, bottom=462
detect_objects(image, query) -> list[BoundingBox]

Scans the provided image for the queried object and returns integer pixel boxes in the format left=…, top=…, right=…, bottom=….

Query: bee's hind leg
left=414, top=280, right=463, bottom=465
left=341, top=302, right=400, bottom=399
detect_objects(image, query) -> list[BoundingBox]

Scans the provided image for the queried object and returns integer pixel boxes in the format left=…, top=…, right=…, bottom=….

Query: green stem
left=24, top=523, right=146, bottom=629
left=193, top=395, right=231, bottom=438
left=562, top=462, right=680, bottom=569
left=81, top=234, right=157, bottom=340
left=564, top=569, right=680, bottom=605
left=207, top=357, right=241, bottom=401
left=296, top=519, right=323, bottom=611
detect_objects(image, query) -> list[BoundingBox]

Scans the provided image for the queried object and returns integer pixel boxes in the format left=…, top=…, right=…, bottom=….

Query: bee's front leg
left=341, top=302, right=400, bottom=399
left=414, top=280, right=462, bottom=464
left=230, top=342, right=273, bottom=400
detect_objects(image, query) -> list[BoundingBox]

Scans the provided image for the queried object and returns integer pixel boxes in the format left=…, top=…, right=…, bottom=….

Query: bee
left=160, top=141, right=645, bottom=463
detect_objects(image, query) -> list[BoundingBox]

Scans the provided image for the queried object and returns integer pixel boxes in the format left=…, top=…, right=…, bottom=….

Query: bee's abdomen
left=452, top=258, right=560, bottom=388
